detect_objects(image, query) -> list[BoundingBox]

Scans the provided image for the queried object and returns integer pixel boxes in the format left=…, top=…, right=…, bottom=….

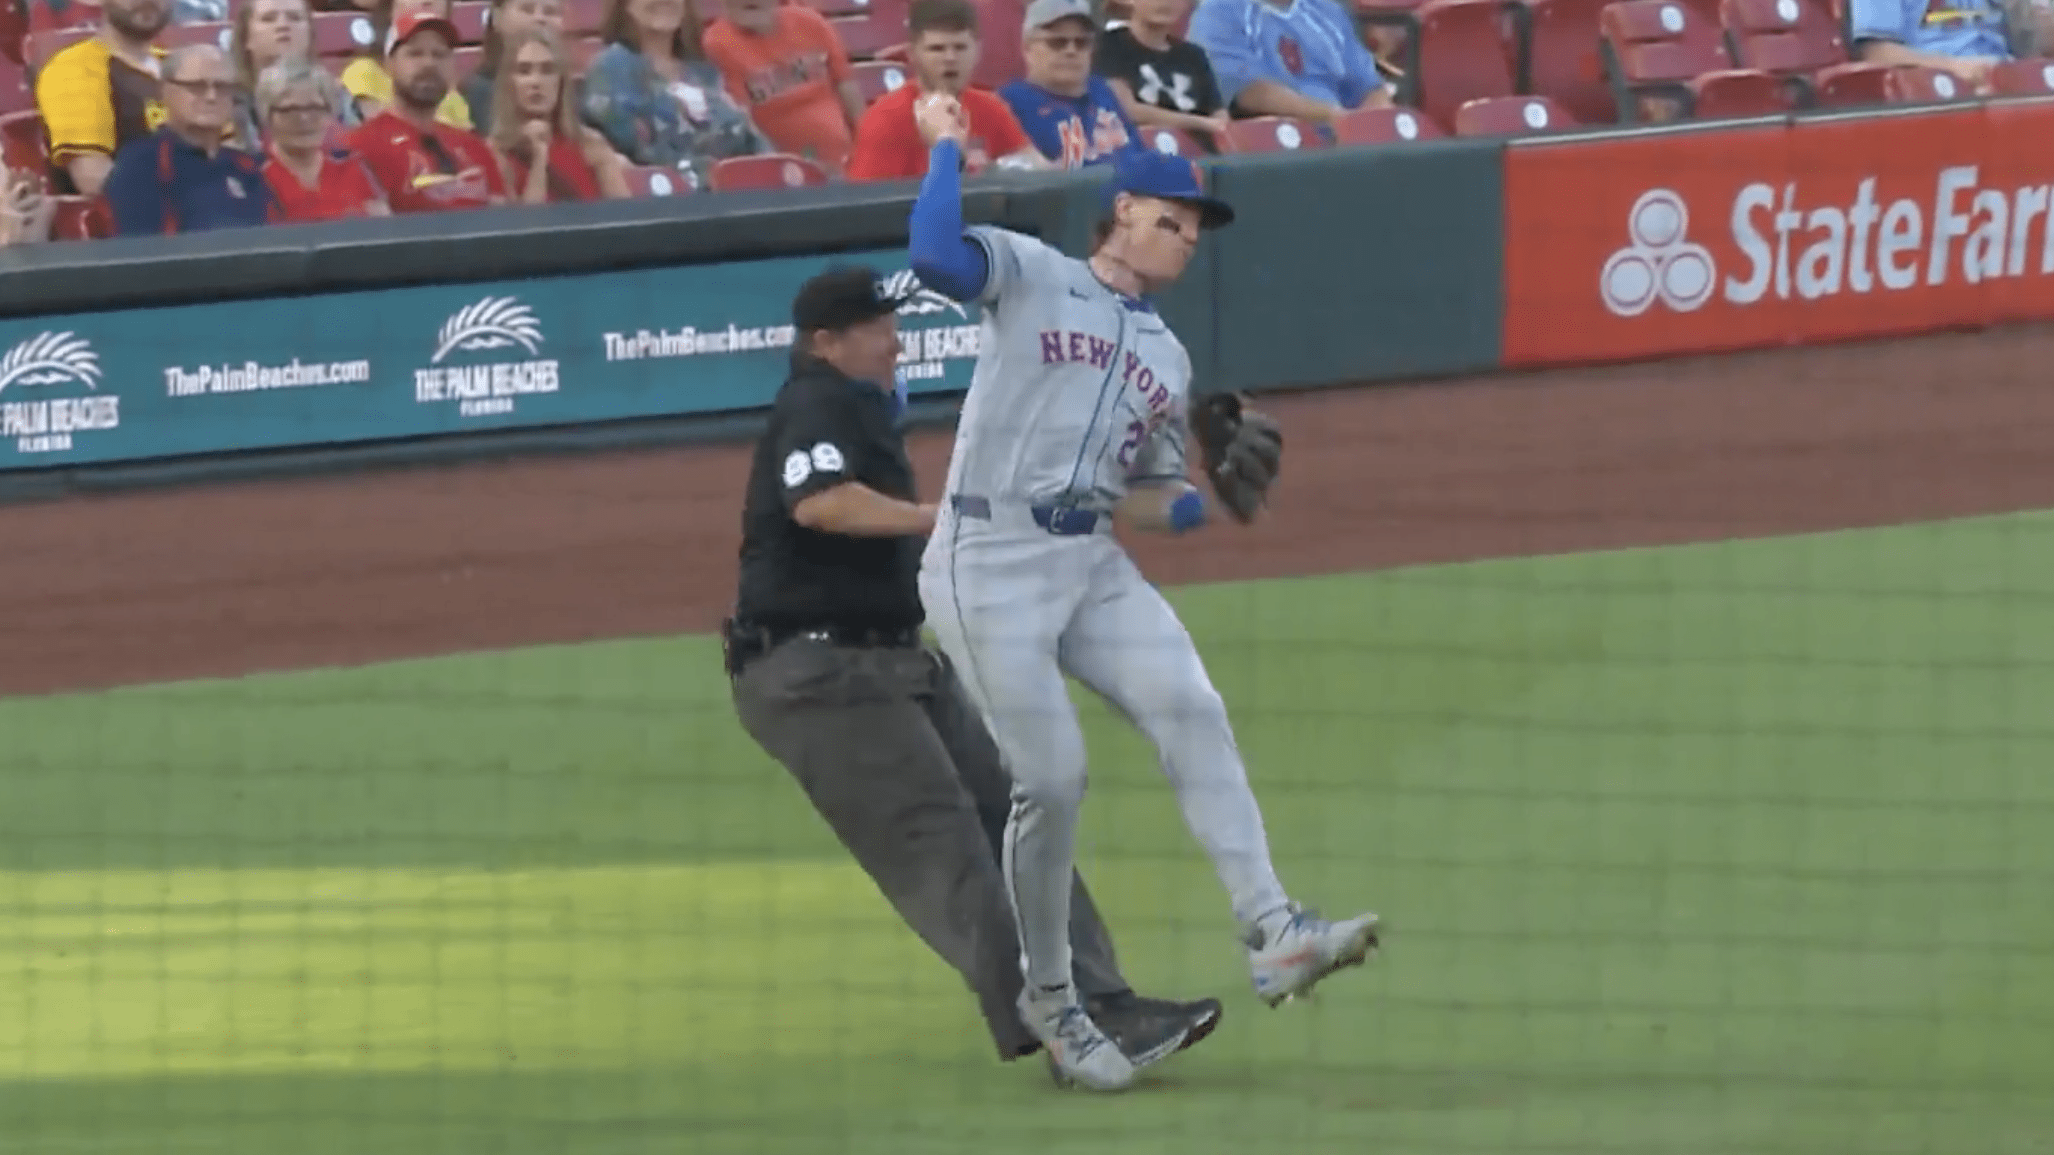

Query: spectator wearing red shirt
left=488, top=29, right=631, bottom=202
left=258, top=59, right=391, bottom=221
left=846, top=0, right=1041, bottom=182
left=348, top=12, right=509, bottom=212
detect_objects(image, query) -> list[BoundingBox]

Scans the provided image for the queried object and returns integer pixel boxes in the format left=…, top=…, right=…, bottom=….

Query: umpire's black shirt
left=735, top=353, right=923, bottom=631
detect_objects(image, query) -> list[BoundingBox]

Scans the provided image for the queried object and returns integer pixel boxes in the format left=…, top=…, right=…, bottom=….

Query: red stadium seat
left=830, top=10, right=904, bottom=59
left=1453, top=92, right=1577, bottom=134
left=568, top=33, right=602, bottom=71
left=849, top=58, right=910, bottom=104
left=311, top=9, right=378, bottom=58
left=47, top=193, right=109, bottom=239
left=1599, top=0, right=1785, bottom=119
left=1884, top=62, right=1973, bottom=103
left=0, top=109, right=48, bottom=178
left=1989, top=57, right=2054, bottom=95
left=159, top=19, right=233, bottom=50
left=1407, top=0, right=1518, bottom=130
left=1135, top=124, right=1210, bottom=157
left=452, top=43, right=482, bottom=78
left=968, top=0, right=1024, bottom=87
left=1221, top=114, right=1324, bottom=152
left=1522, top=0, right=1617, bottom=122
left=28, top=0, right=99, bottom=34
left=25, top=25, right=93, bottom=70
left=1719, top=0, right=1888, bottom=105
left=709, top=152, right=830, bottom=190
left=450, top=0, right=490, bottom=42
left=0, top=58, right=31, bottom=114
left=624, top=163, right=695, bottom=196
left=796, top=0, right=870, bottom=16
left=565, top=0, right=607, bottom=33
left=1330, top=105, right=1443, bottom=143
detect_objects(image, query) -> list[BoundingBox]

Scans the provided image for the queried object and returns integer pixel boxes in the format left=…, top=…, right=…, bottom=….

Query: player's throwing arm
left=904, top=94, right=1383, bottom=1095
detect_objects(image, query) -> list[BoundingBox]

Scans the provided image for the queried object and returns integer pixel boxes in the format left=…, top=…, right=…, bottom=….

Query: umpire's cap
left=792, top=265, right=910, bottom=333
left=1106, top=149, right=1235, bottom=230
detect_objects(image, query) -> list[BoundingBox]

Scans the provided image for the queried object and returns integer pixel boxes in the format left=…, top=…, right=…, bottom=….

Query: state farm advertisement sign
left=1502, top=100, right=2054, bottom=367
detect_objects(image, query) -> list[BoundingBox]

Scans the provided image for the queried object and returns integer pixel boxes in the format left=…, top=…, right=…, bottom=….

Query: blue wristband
left=1168, top=487, right=1207, bottom=533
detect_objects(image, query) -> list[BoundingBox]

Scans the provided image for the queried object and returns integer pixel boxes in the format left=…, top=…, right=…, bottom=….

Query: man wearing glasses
left=998, top=0, right=1143, bottom=170
left=105, top=44, right=281, bottom=236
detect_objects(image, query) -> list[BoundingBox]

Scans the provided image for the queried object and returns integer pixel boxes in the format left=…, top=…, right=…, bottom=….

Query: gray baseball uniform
left=916, top=224, right=1292, bottom=996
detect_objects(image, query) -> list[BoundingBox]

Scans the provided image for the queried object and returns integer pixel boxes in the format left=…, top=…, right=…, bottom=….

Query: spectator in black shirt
left=1094, top=0, right=1229, bottom=149
left=724, top=265, right=1223, bottom=1083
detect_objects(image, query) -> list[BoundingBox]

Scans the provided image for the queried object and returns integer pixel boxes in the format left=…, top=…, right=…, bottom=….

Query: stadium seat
left=452, top=43, right=482, bottom=78
left=1330, top=105, right=1443, bottom=143
left=0, top=58, right=30, bottom=115
left=624, top=164, right=694, bottom=196
left=0, top=109, right=48, bottom=179
left=0, top=0, right=26, bottom=65
left=1989, top=57, right=2054, bottom=95
left=709, top=152, right=830, bottom=190
left=1453, top=92, right=1576, bottom=134
left=565, top=0, right=606, bottom=33
left=1221, top=114, right=1325, bottom=152
left=1136, top=124, right=1209, bottom=157
left=1522, top=0, right=1618, bottom=122
left=159, top=19, right=233, bottom=50
left=568, top=33, right=602, bottom=71
left=797, top=0, right=871, bottom=16
left=1404, top=0, right=1519, bottom=129
left=830, top=10, right=904, bottom=59
left=25, top=25, right=93, bottom=70
left=1599, top=0, right=1785, bottom=120
left=1719, top=0, right=1888, bottom=106
left=27, top=0, right=99, bottom=35
left=849, top=58, right=909, bottom=104
left=1884, top=63, right=1972, bottom=103
left=450, top=0, right=489, bottom=43
left=312, top=9, right=378, bottom=58
left=47, top=193, right=109, bottom=239
left=968, top=0, right=1024, bottom=87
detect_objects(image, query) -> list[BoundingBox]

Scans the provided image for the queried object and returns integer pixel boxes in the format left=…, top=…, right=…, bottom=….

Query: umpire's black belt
left=723, top=619, right=920, bottom=677
left=949, top=493, right=1105, bottom=536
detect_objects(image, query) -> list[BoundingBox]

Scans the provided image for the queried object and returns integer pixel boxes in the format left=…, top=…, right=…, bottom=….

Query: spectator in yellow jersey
left=342, top=0, right=477, bottom=127
left=35, top=0, right=171, bottom=196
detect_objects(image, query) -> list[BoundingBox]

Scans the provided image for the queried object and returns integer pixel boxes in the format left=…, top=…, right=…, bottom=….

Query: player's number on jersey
left=1115, top=419, right=1147, bottom=469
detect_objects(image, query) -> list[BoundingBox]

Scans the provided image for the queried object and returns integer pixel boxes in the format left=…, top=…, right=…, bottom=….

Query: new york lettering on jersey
left=948, top=224, right=1191, bottom=508
left=999, top=75, right=1141, bottom=169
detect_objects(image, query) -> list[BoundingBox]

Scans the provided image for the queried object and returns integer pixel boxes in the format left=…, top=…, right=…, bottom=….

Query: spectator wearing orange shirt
left=845, top=0, right=1041, bottom=182
left=258, top=59, right=390, bottom=220
left=489, top=29, right=631, bottom=201
left=348, top=12, right=509, bottom=211
left=702, top=0, right=864, bottom=176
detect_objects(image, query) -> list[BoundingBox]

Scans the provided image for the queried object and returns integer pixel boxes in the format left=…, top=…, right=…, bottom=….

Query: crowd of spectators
left=0, top=0, right=2046, bottom=246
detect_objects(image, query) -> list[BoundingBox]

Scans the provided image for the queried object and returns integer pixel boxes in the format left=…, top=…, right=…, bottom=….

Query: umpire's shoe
left=1090, top=991, right=1224, bottom=1058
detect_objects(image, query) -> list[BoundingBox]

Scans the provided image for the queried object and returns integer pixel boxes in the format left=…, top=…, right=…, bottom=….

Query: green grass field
left=4, top=512, right=2052, bottom=1155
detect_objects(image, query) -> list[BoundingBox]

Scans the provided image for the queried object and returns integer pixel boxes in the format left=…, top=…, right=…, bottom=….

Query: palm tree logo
left=430, top=297, right=545, bottom=365
left=0, top=331, right=102, bottom=397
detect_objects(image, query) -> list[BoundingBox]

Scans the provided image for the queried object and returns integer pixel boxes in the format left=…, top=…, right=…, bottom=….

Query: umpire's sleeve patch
left=783, top=442, right=845, bottom=489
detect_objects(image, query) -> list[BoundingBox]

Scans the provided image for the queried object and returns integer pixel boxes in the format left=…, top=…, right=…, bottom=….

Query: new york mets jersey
left=941, top=225, right=1192, bottom=513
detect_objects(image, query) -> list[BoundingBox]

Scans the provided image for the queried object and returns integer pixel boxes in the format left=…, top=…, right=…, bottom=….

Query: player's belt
left=949, top=494, right=1105, bottom=536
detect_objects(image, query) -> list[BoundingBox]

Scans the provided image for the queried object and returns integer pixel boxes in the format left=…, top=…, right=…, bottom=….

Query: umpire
left=724, top=264, right=1221, bottom=1079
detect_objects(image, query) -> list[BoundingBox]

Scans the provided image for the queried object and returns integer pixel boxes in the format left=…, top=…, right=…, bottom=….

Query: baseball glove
left=1190, top=392, right=1282, bottom=524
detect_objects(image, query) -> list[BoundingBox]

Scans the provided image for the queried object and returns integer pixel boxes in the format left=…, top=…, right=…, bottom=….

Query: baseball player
left=903, top=94, right=1382, bottom=1093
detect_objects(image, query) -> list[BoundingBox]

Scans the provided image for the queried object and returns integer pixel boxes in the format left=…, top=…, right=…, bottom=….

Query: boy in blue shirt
left=998, top=0, right=1143, bottom=169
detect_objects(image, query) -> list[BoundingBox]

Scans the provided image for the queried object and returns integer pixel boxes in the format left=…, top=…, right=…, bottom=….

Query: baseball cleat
left=1244, top=904, right=1381, bottom=1008
left=1021, top=989, right=1139, bottom=1092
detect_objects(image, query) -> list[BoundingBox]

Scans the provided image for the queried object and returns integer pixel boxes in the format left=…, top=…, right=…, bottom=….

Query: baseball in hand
left=915, top=93, right=968, bottom=145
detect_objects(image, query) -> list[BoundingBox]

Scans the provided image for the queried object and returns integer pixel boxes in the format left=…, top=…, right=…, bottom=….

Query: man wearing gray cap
left=998, top=0, right=1144, bottom=169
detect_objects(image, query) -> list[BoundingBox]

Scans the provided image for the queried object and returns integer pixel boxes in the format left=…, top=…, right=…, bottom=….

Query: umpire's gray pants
left=731, top=637, right=1129, bottom=1060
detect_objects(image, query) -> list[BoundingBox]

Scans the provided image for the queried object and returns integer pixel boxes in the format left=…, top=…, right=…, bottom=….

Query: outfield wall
left=0, top=95, right=2047, bottom=491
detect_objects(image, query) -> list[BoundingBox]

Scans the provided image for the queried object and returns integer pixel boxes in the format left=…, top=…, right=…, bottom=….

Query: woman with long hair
left=460, top=0, right=569, bottom=135
left=579, top=0, right=768, bottom=185
left=229, top=0, right=359, bottom=148
left=340, top=0, right=476, bottom=125
left=490, top=28, right=629, bottom=201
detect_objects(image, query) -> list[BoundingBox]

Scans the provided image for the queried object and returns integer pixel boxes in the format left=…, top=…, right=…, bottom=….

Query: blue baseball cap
left=1105, top=149, right=1235, bottom=230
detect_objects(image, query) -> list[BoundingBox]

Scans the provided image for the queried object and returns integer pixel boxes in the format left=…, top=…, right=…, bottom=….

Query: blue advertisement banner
left=0, top=246, right=983, bottom=472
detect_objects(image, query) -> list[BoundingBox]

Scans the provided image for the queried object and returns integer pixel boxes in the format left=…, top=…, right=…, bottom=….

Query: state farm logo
left=1601, top=190, right=1717, bottom=317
